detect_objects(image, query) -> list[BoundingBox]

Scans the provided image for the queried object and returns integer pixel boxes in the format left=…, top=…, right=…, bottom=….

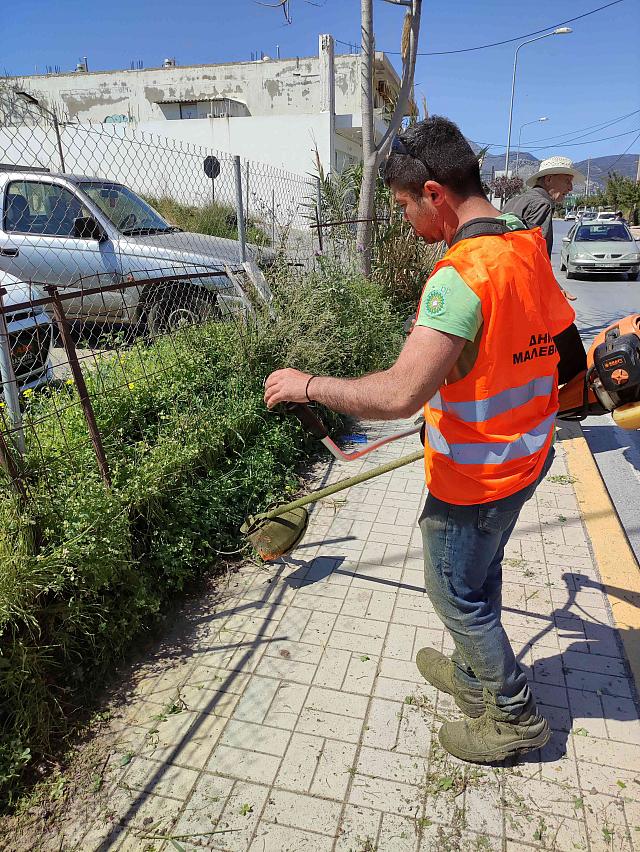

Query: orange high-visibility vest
left=421, top=226, right=575, bottom=505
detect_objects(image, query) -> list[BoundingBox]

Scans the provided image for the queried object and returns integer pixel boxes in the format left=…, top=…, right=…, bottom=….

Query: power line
left=373, top=0, right=624, bottom=56
left=477, top=126, right=640, bottom=152
left=606, top=131, right=640, bottom=171
left=523, top=108, right=640, bottom=145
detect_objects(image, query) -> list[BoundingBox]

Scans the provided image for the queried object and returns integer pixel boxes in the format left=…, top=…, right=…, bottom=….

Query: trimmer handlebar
left=284, top=403, right=330, bottom=440
left=284, top=402, right=423, bottom=462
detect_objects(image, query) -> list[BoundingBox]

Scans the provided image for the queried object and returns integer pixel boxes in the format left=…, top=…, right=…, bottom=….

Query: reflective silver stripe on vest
left=426, top=411, right=556, bottom=465
left=429, top=375, right=555, bottom=423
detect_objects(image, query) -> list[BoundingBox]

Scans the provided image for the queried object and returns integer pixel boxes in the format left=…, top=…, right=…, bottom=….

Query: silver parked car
left=0, top=270, right=54, bottom=392
left=0, top=167, right=265, bottom=330
left=560, top=220, right=640, bottom=281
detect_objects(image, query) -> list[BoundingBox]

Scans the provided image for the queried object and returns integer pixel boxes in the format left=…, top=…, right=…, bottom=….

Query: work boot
left=415, top=647, right=484, bottom=718
left=438, top=694, right=550, bottom=764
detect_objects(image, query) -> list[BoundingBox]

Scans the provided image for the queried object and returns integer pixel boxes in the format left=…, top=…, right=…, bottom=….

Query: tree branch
left=376, top=0, right=422, bottom=159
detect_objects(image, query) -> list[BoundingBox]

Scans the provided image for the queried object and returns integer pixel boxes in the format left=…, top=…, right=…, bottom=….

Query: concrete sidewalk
left=66, top=420, right=639, bottom=852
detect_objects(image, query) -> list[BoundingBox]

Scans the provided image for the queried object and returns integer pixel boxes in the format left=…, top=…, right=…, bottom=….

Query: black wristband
left=305, top=375, right=317, bottom=403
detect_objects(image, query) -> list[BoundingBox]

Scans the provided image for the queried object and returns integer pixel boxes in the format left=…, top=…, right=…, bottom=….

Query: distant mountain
left=470, top=141, right=639, bottom=188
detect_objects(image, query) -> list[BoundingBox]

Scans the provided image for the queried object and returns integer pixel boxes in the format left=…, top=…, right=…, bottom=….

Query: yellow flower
left=128, top=382, right=136, bottom=390
left=23, top=388, right=34, bottom=398
left=65, top=378, right=74, bottom=386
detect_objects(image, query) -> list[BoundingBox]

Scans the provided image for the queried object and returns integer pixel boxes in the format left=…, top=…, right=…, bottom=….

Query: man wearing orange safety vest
left=264, top=116, right=585, bottom=763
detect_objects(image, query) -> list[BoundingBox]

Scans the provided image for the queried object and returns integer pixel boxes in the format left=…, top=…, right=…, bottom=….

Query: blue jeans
left=418, top=447, right=554, bottom=715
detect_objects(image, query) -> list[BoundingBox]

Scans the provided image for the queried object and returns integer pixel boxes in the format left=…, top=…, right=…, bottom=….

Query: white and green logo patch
left=425, top=288, right=446, bottom=317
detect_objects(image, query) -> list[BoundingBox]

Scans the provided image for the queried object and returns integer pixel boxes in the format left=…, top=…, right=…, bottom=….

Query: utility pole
left=585, top=159, right=591, bottom=198
left=636, top=154, right=640, bottom=184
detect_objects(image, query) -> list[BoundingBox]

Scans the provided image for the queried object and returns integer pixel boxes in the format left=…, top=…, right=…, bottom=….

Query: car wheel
left=628, top=271, right=639, bottom=281
left=566, top=268, right=577, bottom=280
left=560, top=260, right=566, bottom=272
left=146, top=286, right=220, bottom=334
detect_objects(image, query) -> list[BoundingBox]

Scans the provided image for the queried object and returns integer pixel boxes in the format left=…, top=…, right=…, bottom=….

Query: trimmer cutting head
left=241, top=507, right=309, bottom=561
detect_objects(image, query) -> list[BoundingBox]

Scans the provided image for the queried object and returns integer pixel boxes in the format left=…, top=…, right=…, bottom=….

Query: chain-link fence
left=0, top=79, right=333, bottom=505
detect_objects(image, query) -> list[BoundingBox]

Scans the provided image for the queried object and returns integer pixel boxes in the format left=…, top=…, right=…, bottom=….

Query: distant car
left=0, top=168, right=271, bottom=332
left=595, top=210, right=618, bottom=222
left=564, top=210, right=576, bottom=221
left=560, top=221, right=640, bottom=280
left=0, top=271, right=54, bottom=392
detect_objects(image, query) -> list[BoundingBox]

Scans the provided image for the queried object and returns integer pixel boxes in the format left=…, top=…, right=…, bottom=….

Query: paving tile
left=463, top=778, right=503, bottom=837
left=172, top=773, right=235, bottom=837
left=262, top=681, right=309, bottom=730
left=214, top=781, right=271, bottom=851
left=261, top=788, right=342, bottom=835
left=582, top=792, right=631, bottom=852
left=357, top=745, right=426, bottom=786
left=207, top=744, right=281, bottom=785
left=249, top=823, right=334, bottom=852
left=377, top=812, right=420, bottom=851
left=310, top=739, right=358, bottom=800
left=230, top=676, right=282, bottom=724
left=118, top=755, right=199, bottom=801
left=573, top=736, right=640, bottom=771
left=297, top=707, right=364, bottom=744
left=348, top=774, right=423, bottom=817
left=219, top=719, right=291, bottom=756
left=335, top=804, right=382, bottom=851
left=274, top=731, right=323, bottom=792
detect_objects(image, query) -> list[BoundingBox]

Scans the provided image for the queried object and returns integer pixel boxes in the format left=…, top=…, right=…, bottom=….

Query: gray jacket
left=502, top=186, right=554, bottom=256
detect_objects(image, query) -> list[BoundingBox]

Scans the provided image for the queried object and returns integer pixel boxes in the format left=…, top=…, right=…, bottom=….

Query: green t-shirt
left=415, top=213, right=526, bottom=340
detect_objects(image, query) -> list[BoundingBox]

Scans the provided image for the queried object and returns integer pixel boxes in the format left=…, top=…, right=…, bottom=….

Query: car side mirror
left=562, top=236, right=570, bottom=242
left=73, top=215, right=105, bottom=241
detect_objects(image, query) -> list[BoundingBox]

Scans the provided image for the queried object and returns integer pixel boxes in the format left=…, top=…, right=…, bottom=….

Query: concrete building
left=9, top=37, right=403, bottom=177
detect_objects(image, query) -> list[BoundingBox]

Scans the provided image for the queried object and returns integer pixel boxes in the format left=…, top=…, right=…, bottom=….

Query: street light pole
left=515, top=116, right=548, bottom=176
left=504, top=28, right=571, bottom=180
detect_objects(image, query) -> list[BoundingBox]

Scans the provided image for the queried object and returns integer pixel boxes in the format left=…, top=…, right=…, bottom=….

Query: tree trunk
left=356, top=0, right=422, bottom=280
left=356, top=0, right=375, bottom=278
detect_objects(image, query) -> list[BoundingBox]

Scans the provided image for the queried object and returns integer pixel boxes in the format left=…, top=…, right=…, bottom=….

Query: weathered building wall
left=10, top=53, right=382, bottom=125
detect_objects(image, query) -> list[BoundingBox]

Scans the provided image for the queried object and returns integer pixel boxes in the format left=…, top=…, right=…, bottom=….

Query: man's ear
left=423, top=180, right=446, bottom=205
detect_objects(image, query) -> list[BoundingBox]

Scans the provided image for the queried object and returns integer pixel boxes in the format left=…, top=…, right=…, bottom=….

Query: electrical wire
left=523, top=108, right=640, bottom=145
left=356, top=0, right=626, bottom=57
left=477, top=126, right=640, bottom=152
left=606, top=131, right=640, bottom=171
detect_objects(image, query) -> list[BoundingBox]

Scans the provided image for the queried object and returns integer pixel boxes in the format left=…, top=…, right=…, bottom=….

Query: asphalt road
left=552, top=219, right=640, bottom=564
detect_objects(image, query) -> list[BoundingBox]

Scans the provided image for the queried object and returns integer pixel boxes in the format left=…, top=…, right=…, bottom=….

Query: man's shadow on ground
left=286, top=551, right=639, bottom=767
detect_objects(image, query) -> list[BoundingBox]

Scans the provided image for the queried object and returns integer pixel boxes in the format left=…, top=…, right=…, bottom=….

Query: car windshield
left=79, top=181, right=177, bottom=235
left=575, top=224, right=632, bottom=242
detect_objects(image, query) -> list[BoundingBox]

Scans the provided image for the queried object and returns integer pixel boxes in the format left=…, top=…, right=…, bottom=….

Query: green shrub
left=0, top=269, right=402, bottom=806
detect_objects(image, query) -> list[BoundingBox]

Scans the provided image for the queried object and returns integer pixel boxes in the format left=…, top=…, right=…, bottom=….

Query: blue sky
left=6, top=0, right=640, bottom=161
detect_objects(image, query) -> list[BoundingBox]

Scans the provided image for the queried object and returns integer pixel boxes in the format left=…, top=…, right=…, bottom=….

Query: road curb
left=563, top=430, right=640, bottom=693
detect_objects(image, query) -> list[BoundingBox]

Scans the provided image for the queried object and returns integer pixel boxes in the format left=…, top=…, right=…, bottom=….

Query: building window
left=179, top=102, right=198, bottom=119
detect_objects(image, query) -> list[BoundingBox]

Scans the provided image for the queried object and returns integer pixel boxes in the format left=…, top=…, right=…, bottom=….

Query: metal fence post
left=245, top=160, right=250, bottom=222
left=271, top=189, right=276, bottom=247
left=0, top=288, right=25, bottom=454
left=315, top=177, right=324, bottom=253
left=233, top=155, right=247, bottom=263
left=46, top=285, right=112, bottom=488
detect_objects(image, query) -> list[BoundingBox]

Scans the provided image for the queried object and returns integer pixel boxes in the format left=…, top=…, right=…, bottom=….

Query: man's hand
left=562, top=288, right=577, bottom=301
left=264, top=368, right=312, bottom=409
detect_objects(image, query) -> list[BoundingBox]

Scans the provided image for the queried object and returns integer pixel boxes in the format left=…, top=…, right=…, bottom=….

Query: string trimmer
left=241, top=404, right=423, bottom=561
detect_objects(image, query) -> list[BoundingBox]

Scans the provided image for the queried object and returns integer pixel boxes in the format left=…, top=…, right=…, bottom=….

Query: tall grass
left=144, top=195, right=270, bottom=246
left=316, top=162, right=444, bottom=314
left=0, top=265, right=402, bottom=806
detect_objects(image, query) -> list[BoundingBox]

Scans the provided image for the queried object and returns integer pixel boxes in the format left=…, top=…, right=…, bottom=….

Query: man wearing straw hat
left=503, top=156, right=584, bottom=299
